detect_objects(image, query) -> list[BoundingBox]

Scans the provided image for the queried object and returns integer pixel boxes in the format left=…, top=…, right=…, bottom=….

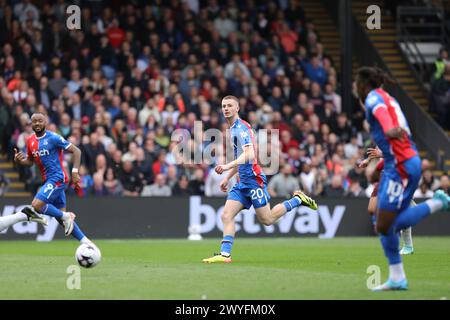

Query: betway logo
left=189, top=196, right=345, bottom=238
left=32, top=149, right=50, bottom=157
left=0, top=205, right=58, bottom=241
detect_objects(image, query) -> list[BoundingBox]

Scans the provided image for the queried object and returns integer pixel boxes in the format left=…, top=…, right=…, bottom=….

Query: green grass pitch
left=1, top=237, right=449, bottom=299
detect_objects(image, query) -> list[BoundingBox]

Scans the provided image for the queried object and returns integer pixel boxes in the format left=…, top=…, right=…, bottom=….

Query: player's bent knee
left=31, top=199, right=45, bottom=212
left=257, top=215, right=274, bottom=226
left=221, top=211, right=234, bottom=224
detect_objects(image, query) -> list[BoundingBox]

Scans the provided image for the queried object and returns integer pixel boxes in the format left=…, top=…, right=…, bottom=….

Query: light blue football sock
left=41, top=204, right=64, bottom=219
left=283, top=197, right=301, bottom=212
left=220, top=235, right=234, bottom=256
left=71, top=222, right=86, bottom=241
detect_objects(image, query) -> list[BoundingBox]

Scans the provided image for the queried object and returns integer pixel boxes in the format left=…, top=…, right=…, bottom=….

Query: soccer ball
left=75, top=243, right=101, bottom=268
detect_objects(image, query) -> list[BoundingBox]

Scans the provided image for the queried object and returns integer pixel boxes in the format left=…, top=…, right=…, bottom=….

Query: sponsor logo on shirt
left=32, top=149, right=50, bottom=157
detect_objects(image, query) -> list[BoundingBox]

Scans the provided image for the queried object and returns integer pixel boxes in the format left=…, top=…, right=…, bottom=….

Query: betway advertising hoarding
left=0, top=196, right=448, bottom=241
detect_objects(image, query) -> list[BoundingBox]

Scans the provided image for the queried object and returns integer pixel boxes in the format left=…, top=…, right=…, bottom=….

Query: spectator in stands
left=277, top=22, right=298, bottom=54
left=299, top=159, right=316, bottom=195
left=141, top=173, right=172, bottom=197
left=430, top=63, right=450, bottom=129
left=344, top=135, right=360, bottom=159
left=2, top=0, right=441, bottom=199
left=414, top=182, right=434, bottom=198
left=92, top=172, right=108, bottom=196
left=134, top=147, right=153, bottom=186
left=214, top=9, right=237, bottom=39
left=172, top=174, right=191, bottom=196
left=421, top=168, right=440, bottom=191
left=188, top=167, right=206, bottom=196
left=94, top=153, right=108, bottom=178
left=14, top=0, right=40, bottom=24
left=438, top=174, right=450, bottom=194
left=323, top=174, right=345, bottom=197
left=48, top=69, right=67, bottom=97
left=334, top=113, right=354, bottom=143
left=348, top=160, right=368, bottom=186
left=166, top=165, right=178, bottom=189
left=304, top=54, right=327, bottom=87
left=323, top=82, right=342, bottom=113
left=35, top=76, right=53, bottom=109
left=82, top=132, right=106, bottom=174
left=433, top=47, right=449, bottom=80
left=103, top=167, right=123, bottom=196
left=119, top=159, right=142, bottom=196
left=268, top=164, right=300, bottom=197
left=346, top=179, right=365, bottom=198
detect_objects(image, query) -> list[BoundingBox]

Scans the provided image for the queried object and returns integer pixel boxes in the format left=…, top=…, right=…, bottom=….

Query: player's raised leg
left=395, top=190, right=449, bottom=233
left=400, top=200, right=416, bottom=255
left=202, top=199, right=243, bottom=263
left=31, top=197, right=75, bottom=236
left=58, top=207, right=92, bottom=244
left=0, top=206, right=47, bottom=232
left=400, top=227, right=413, bottom=255
left=393, top=157, right=449, bottom=234
left=255, top=190, right=318, bottom=226
left=373, top=192, right=449, bottom=291
left=372, top=165, right=449, bottom=291
left=372, top=209, right=408, bottom=291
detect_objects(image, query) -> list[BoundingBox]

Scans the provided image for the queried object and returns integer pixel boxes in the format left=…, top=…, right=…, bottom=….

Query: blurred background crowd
left=0, top=0, right=448, bottom=198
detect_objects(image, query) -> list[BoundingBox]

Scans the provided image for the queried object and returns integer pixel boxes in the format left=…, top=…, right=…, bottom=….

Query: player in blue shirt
left=202, top=95, right=318, bottom=263
left=356, top=67, right=449, bottom=291
left=0, top=113, right=94, bottom=246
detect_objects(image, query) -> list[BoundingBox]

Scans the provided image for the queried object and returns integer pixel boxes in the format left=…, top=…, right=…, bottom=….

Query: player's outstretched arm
left=358, top=147, right=384, bottom=168
left=367, top=147, right=383, bottom=160
left=13, top=148, right=33, bottom=167
left=216, top=145, right=255, bottom=174
left=66, top=144, right=82, bottom=188
left=219, top=166, right=238, bottom=193
left=226, top=166, right=238, bottom=179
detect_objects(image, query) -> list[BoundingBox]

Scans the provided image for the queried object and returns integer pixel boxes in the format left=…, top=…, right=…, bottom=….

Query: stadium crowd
left=430, top=47, right=450, bottom=130
left=0, top=0, right=448, bottom=199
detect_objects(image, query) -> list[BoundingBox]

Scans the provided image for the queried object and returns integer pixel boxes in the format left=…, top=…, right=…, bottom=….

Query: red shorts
left=371, top=182, right=379, bottom=198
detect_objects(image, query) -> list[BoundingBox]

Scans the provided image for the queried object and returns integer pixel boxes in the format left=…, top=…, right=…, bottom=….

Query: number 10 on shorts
left=386, top=180, right=404, bottom=204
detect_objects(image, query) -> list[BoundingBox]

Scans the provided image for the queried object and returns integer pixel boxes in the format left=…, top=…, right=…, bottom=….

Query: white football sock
left=401, top=227, right=413, bottom=247
left=61, top=212, right=71, bottom=220
left=0, top=212, right=28, bottom=232
left=389, top=263, right=406, bottom=282
left=80, top=236, right=91, bottom=244
left=426, top=199, right=443, bottom=213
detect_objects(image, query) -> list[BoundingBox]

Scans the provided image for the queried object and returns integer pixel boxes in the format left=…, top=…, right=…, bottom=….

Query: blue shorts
left=35, top=181, right=67, bottom=209
left=377, top=156, right=421, bottom=212
left=227, top=181, right=271, bottom=210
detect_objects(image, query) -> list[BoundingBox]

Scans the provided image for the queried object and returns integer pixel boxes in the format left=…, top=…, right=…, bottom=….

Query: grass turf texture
left=1, top=237, right=449, bottom=300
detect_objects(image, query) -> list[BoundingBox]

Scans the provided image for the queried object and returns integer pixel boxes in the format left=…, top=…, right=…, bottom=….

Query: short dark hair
left=222, top=95, right=239, bottom=103
left=31, top=112, right=47, bottom=117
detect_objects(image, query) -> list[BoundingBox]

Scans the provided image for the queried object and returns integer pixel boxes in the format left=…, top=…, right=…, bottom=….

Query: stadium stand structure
left=0, top=154, right=30, bottom=197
